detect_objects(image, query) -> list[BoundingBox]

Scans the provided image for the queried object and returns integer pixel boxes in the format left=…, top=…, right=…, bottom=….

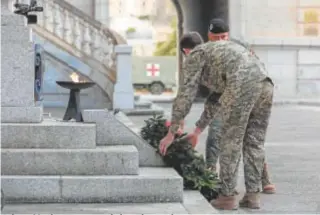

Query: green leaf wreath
left=140, top=114, right=220, bottom=201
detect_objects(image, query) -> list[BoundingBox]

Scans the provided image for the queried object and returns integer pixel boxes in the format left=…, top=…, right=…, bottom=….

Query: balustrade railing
left=30, top=0, right=124, bottom=83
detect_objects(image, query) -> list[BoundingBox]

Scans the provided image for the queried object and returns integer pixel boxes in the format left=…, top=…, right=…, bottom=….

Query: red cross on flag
left=146, top=63, right=160, bottom=77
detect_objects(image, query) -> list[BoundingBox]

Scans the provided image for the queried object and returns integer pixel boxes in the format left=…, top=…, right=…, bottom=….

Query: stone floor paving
left=231, top=142, right=320, bottom=214
left=2, top=203, right=189, bottom=214
left=127, top=104, right=320, bottom=214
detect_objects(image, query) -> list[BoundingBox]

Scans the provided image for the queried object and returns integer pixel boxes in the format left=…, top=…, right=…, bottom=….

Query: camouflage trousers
left=206, top=80, right=273, bottom=196
left=205, top=117, right=222, bottom=168
left=205, top=120, right=272, bottom=187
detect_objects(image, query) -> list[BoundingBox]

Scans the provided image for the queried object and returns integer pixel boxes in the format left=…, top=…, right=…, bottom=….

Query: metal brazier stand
left=56, top=81, right=95, bottom=122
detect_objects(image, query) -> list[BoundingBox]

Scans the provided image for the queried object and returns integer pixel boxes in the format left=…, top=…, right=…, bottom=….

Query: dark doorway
left=171, top=0, right=229, bottom=85
left=174, top=0, right=229, bottom=41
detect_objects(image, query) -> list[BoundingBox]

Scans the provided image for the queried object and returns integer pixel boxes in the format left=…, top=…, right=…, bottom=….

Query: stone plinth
left=1, top=106, right=43, bottom=123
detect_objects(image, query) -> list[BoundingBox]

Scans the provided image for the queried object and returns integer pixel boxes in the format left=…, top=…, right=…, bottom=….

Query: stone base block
left=2, top=168, right=183, bottom=203
left=1, top=146, right=139, bottom=175
left=1, top=106, right=43, bottom=123
left=1, top=119, right=96, bottom=149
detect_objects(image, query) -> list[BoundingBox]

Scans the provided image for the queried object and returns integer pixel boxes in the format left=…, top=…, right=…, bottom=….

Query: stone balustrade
left=33, top=0, right=118, bottom=81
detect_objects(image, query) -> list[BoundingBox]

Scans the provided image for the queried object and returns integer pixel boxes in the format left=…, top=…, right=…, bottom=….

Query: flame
left=70, top=72, right=80, bottom=83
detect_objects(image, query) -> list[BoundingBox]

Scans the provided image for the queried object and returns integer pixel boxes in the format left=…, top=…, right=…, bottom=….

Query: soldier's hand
left=186, top=133, right=198, bottom=148
left=185, top=127, right=202, bottom=148
left=159, top=132, right=175, bottom=156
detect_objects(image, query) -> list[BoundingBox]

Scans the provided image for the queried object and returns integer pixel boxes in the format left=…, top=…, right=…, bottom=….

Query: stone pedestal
left=1, top=3, right=43, bottom=123
left=113, top=45, right=135, bottom=110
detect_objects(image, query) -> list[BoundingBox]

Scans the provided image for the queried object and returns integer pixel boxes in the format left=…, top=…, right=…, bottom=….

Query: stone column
left=1, top=2, right=43, bottom=122
left=113, top=45, right=134, bottom=110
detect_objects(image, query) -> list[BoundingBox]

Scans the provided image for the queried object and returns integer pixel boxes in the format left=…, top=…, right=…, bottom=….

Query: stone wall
left=64, top=0, right=94, bottom=17
left=64, top=0, right=110, bottom=26
left=230, top=0, right=320, bottom=38
left=252, top=41, right=320, bottom=98
left=229, top=0, right=320, bottom=98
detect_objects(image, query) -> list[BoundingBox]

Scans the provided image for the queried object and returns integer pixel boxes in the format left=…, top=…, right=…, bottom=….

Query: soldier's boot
left=261, top=163, right=276, bottom=194
left=239, top=192, right=260, bottom=209
left=210, top=195, right=238, bottom=210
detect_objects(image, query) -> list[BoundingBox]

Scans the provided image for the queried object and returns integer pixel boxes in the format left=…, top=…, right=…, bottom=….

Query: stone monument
left=0, top=0, right=180, bottom=206
left=1, top=0, right=43, bottom=123
left=0, top=1, right=215, bottom=213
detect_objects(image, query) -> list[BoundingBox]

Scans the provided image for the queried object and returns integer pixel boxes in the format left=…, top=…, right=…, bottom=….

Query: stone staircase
left=1, top=110, right=214, bottom=213
left=29, top=0, right=126, bottom=104
left=1, top=115, right=183, bottom=204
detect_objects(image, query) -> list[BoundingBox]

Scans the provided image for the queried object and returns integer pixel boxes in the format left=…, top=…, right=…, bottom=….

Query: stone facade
left=229, top=0, right=320, bottom=98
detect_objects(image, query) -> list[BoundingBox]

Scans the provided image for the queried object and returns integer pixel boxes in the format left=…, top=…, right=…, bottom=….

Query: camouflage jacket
left=169, top=40, right=268, bottom=133
left=231, top=38, right=264, bottom=62
left=230, top=38, right=251, bottom=50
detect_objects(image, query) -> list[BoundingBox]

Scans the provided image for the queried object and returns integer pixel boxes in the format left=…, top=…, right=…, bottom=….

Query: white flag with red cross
left=146, top=63, right=160, bottom=77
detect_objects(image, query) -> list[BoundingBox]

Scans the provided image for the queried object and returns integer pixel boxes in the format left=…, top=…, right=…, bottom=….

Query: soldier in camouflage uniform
left=179, top=32, right=213, bottom=98
left=179, top=27, right=276, bottom=196
left=159, top=40, right=274, bottom=210
left=206, top=18, right=276, bottom=195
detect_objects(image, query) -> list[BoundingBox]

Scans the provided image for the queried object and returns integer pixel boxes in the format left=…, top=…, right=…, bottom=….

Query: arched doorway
left=172, top=0, right=229, bottom=41
left=171, top=0, right=229, bottom=85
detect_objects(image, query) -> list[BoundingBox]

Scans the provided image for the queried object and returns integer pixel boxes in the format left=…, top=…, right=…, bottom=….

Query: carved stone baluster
left=101, top=36, right=113, bottom=69
left=63, top=10, right=73, bottom=44
left=72, top=18, right=82, bottom=51
left=53, top=4, right=64, bottom=39
left=43, top=0, right=54, bottom=33
left=82, top=24, right=92, bottom=55
left=91, top=30, right=103, bottom=62
left=107, top=37, right=116, bottom=68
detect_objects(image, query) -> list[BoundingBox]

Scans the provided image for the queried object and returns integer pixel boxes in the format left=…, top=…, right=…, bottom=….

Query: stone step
left=1, top=191, right=215, bottom=214
left=1, top=119, right=96, bottom=149
left=1, top=146, right=139, bottom=175
left=1, top=168, right=183, bottom=203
